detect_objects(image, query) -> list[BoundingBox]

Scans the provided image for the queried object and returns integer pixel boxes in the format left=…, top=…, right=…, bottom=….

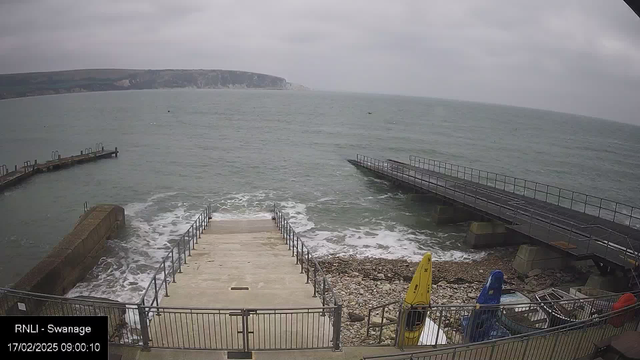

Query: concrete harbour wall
left=11, top=204, right=125, bottom=296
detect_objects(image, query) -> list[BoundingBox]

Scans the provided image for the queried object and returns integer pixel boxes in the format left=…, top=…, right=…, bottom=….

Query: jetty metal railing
left=272, top=205, right=342, bottom=310
left=364, top=300, right=640, bottom=360
left=367, top=290, right=636, bottom=348
left=139, top=205, right=212, bottom=308
left=0, top=287, right=144, bottom=346
left=143, top=305, right=338, bottom=351
left=355, top=155, right=640, bottom=269
left=272, top=205, right=342, bottom=350
left=409, top=155, right=640, bottom=230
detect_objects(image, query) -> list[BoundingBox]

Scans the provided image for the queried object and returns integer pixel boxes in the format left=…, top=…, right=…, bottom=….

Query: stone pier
left=512, top=244, right=569, bottom=274
left=431, top=205, right=478, bottom=225
left=465, top=222, right=507, bottom=248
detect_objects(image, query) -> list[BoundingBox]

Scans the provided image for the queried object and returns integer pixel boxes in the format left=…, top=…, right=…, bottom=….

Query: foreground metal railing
left=364, top=300, right=640, bottom=360
left=409, top=155, right=640, bottom=230
left=355, top=155, right=639, bottom=269
left=368, top=290, right=638, bottom=348
left=0, top=287, right=145, bottom=346
left=144, top=305, right=338, bottom=351
left=140, top=205, right=212, bottom=307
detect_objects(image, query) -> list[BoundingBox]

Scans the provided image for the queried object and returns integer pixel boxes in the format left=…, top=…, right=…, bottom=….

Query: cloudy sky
left=1, top=0, right=639, bottom=124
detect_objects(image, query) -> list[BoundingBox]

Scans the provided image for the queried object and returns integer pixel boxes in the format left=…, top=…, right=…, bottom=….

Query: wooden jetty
left=349, top=154, right=640, bottom=273
left=0, top=147, right=118, bottom=192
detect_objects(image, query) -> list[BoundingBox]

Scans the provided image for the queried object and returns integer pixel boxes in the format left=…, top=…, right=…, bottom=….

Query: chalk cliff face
left=0, top=69, right=307, bottom=100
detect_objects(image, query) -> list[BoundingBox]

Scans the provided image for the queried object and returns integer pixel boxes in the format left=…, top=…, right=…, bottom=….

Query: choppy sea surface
left=1, top=89, right=639, bottom=302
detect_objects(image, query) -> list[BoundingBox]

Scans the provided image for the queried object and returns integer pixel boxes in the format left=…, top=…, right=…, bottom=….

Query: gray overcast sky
left=1, top=1, right=639, bottom=124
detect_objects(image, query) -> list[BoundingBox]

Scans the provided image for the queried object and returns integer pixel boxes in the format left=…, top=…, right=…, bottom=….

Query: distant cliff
left=0, top=69, right=309, bottom=100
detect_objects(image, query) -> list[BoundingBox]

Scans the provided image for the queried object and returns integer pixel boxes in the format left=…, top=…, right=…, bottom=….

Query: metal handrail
left=272, top=205, right=341, bottom=307
left=272, top=205, right=343, bottom=351
left=142, top=305, right=338, bottom=311
left=409, top=155, right=640, bottom=228
left=405, top=155, right=640, bottom=273
left=366, top=289, right=640, bottom=346
left=355, top=155, right=639, bottom=269
left=367, top=300, right=400, bottom=343
left=368, top=288, right=640, bottom=311
left=138, top=205, right=211, bottom=307
left=364, top=299, right=640, bottom=359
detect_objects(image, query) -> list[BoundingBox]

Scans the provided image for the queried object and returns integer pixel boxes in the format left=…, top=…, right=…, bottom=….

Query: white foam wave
left=67, top=196, right=196, bottom=304
left=279, top=201, right=315, bottom=232
left=274, top=200, right=486, bottom=262
left=301, top=225, right=486, bottom=262
left=210, top=212, right=272, bottom=220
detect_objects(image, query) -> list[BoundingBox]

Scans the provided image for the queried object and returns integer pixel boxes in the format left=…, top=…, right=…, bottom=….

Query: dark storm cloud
left=1, top=0, right=639, bottom=124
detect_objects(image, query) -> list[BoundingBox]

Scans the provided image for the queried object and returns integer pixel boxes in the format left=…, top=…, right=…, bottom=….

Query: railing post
left=188, top=229, right=193, bottom=255
left=195, top=219, right=199, bottom=244
left=333, top=304, right=342, bottom=351
left=291, top=229, right=295, bottom=257
left=183, top=235, right=188, bottom=263
left=153, top=277, right=158, bottom=306
left=300, top=242, right=304, bottom=273
left=395, top=306, right=405, bottom=350
left=177, top=240, right=183, bottom=272
left=313, top=264, right=318, bottom=297
left=137, top=304, right=151, bottom=349
left=171, top=248, right=177, bottom=282
left=296, top=236, right=300, bottom=264
left=306, top=250, right=310, bottom=284
left=163, top=260, right=169, bottom=297
left=322, top=277, right=327, bottom=308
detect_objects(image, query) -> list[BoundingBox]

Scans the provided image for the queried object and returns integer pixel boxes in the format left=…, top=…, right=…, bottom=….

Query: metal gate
left=144, top=306, right=341, bottom=351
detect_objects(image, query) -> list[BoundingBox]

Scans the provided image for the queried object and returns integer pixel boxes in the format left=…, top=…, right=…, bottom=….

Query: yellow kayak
left=401, top=252, right=433, bottom=346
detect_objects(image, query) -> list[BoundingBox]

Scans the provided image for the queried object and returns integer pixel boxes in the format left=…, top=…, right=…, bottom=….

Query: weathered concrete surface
left=11, top=204, right=125, bottom=296
left=465, top=222, right=507, bottom=248
left=406, top=193, right=438, bottom=202
left=512, top=244, right=568, bottom=274
left=160, top=219, right=317, bottom=308
left=150, top=219, right=331, bottom=349
left=431, top=205, right=477, bottom=225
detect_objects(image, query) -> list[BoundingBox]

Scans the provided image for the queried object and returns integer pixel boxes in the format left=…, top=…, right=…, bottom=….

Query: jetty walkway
left=0, top=146, right=118, bottom=192
left=349, top=155, right=640, bottom=273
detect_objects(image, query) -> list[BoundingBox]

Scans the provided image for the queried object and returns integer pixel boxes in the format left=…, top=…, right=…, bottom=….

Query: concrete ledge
left=431, top=205, right=477, bottom=225
left=11, top=204, right=125, bottom=296
left=465, top=222, right=507, bottom=248
left=512, top=244, right=569, bottom=274
left=406, top=193, right=438, bottom=202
